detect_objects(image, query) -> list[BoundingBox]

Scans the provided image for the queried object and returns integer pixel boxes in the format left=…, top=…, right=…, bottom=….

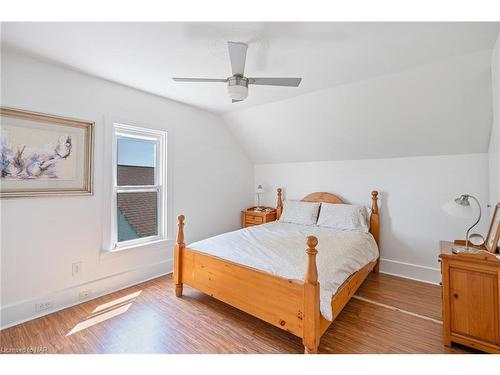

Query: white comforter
left=188, top=221, right=378, bottom=321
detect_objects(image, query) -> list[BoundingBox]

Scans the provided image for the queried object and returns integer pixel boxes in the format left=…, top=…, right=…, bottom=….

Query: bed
left=173, top=189, right=380, bottom=353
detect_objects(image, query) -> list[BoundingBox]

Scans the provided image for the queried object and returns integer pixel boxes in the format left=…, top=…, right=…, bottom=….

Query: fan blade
left=172, top=78, right=227, bottom=83
left=249, top=77, right=302, bottom=87
left=232, top=99, right=243, bottom=103
left=228, top=41, right=248, bottom=76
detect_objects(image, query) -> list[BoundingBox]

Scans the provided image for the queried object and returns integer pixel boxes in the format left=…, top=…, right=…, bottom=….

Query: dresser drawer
left=242, top=208, right=277, bottom=228
left=246, top=215, right=263, bottom=224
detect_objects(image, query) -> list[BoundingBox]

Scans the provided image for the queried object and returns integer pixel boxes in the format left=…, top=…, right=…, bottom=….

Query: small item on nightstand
left=452, top=235, right=485, bottom=253
left=451, top=245, right=481, bottom=254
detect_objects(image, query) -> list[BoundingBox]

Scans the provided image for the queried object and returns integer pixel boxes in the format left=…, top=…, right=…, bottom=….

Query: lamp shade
left=442, top=199, right=474, bottom=219
left=256, top=185, right=264, bottom=194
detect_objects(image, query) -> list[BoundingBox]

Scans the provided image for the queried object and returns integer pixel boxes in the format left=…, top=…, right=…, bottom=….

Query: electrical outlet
left=72, top=261, right=82, bottom=276
left=79, top=290, right=92, bottom=300
left=35, top=301, right=52, bottom=312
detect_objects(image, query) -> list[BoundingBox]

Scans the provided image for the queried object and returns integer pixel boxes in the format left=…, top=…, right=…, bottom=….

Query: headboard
left=275, top=188, right=380, bottom=247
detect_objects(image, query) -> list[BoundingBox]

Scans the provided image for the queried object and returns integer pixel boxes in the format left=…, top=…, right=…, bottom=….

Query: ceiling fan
left=172, top=41, right=302, bottom=103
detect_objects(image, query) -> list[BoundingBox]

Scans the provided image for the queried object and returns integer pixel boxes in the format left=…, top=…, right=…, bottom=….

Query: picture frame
left=485, top=203, right=500, bottom=253
left=1, top=107, right=94, bottom=198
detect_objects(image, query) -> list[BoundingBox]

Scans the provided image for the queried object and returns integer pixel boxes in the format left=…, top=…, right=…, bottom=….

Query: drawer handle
left=453, top=293, right=458, bottom=298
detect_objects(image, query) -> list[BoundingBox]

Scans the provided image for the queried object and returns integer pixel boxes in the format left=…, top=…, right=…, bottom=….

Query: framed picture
left=1, top=107, right=94, bottom=198
left=485, top=203, right=500, bottom=253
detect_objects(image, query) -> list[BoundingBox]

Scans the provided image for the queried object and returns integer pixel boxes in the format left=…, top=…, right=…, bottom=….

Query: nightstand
left=242, top=207, right=277, bottom=228
left=439, top=241, right=500, bottom=353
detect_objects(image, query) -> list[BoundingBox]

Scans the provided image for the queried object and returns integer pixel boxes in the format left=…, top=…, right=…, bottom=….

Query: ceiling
left=224, top=50, right=494, bottom=163
left=2, top=22, right=500, bottom=114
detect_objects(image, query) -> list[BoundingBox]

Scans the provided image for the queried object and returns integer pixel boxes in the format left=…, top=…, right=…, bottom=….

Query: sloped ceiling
left=224, top=49, right=496, bottom=163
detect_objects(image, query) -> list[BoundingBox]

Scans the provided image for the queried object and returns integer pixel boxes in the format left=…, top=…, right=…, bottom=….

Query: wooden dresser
left=241, top=207, right=277, bottom=228
left=439, top=241, right=500, bottom=353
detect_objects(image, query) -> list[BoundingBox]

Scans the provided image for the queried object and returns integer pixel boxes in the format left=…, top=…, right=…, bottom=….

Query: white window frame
left=111, top=123, right=167, bottom=250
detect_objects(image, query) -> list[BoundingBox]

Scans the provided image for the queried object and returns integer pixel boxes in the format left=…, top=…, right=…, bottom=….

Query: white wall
left=0, top=49, right=254, bottom=328
left=489, top=35, right=500, bottom=207
left=255, top=153, right=490, bottom=284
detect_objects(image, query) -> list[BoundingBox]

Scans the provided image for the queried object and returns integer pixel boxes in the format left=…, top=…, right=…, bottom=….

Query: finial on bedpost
left=277, top=188, right=283, bottom=219
left=174, top=214, right=185, bottom=297
left=305, top=236, right=319, bottom=284
left=371, top=191, right=379, bottom=214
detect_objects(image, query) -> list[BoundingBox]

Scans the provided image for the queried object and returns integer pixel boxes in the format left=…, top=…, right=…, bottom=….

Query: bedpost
left=303, top=236, right=321, bottom=354
left=276, top=188, right=283, bottom=219
left=370, top=191, right=380, bottom=273
left=174, top=214, right=185, bottom=297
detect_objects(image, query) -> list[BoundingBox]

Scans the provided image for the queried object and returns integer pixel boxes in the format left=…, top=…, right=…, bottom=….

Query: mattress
left=188, top=221, right=378, bottom=321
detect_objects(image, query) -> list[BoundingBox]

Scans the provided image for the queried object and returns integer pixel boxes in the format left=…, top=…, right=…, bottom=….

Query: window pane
left=117, top=137, right=156, bottom=186
left=117, top=191, right=158, bottom=242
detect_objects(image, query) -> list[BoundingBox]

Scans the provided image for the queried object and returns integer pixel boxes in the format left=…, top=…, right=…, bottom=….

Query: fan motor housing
left=227, top=75, right=248, bottom=100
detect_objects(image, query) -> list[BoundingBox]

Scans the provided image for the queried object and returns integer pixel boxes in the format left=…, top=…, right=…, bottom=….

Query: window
left=112, top=123, right=167, bottom=249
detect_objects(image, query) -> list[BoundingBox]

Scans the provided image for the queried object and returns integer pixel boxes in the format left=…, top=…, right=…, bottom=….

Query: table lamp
left=442, top=194, right=482, bottom=252
left=256, top=184, right=264, bottom=210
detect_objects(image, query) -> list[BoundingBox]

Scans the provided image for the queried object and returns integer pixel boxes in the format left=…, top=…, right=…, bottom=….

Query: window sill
left=100, top=238, right=174, bottom=260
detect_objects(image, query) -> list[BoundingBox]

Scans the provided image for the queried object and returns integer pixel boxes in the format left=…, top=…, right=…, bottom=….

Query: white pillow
left=279, top=200, right=321, bottom=226
left=317, top=203, right=370, bottom=232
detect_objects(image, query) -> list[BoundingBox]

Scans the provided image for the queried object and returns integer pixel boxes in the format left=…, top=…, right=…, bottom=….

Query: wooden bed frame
left=173, top=189, right=380, bottom=353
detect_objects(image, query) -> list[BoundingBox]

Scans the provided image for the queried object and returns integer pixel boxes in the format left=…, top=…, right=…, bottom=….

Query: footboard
left=173, top=215, right=321, bottom=353
left=180, top=247, right=306, bottom=335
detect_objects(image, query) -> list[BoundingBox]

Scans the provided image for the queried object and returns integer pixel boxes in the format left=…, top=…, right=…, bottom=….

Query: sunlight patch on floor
left=92, top=290, right=142, bottom=314
left=66, top=290, right=142, bottom=336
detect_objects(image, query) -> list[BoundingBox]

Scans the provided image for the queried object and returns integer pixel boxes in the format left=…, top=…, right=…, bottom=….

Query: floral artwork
left=1, top=133, right=73, bottom=179
left=0, top=108, right=93, bottom=197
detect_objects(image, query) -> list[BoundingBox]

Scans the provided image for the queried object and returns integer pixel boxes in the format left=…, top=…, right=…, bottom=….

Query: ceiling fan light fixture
left=227, top=84, right=248, bottom=100
left=171, top=41, right=302, bottom=103
left=227, top=76, right=248, bottom=100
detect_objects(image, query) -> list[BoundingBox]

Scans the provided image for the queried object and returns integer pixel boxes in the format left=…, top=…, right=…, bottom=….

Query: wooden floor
left=0, top=273, right=476, bottom=354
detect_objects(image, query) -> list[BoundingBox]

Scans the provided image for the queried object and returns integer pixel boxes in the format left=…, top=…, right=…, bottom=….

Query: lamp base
left=453, top=239, right=486, bottom=250
left=452, top=245, right=481, bottom=254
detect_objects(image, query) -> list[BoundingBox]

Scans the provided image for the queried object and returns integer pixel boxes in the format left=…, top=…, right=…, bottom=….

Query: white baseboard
left=1, top=259, right=174, bottom=330
left=379, top=258, right=441, bottom=285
